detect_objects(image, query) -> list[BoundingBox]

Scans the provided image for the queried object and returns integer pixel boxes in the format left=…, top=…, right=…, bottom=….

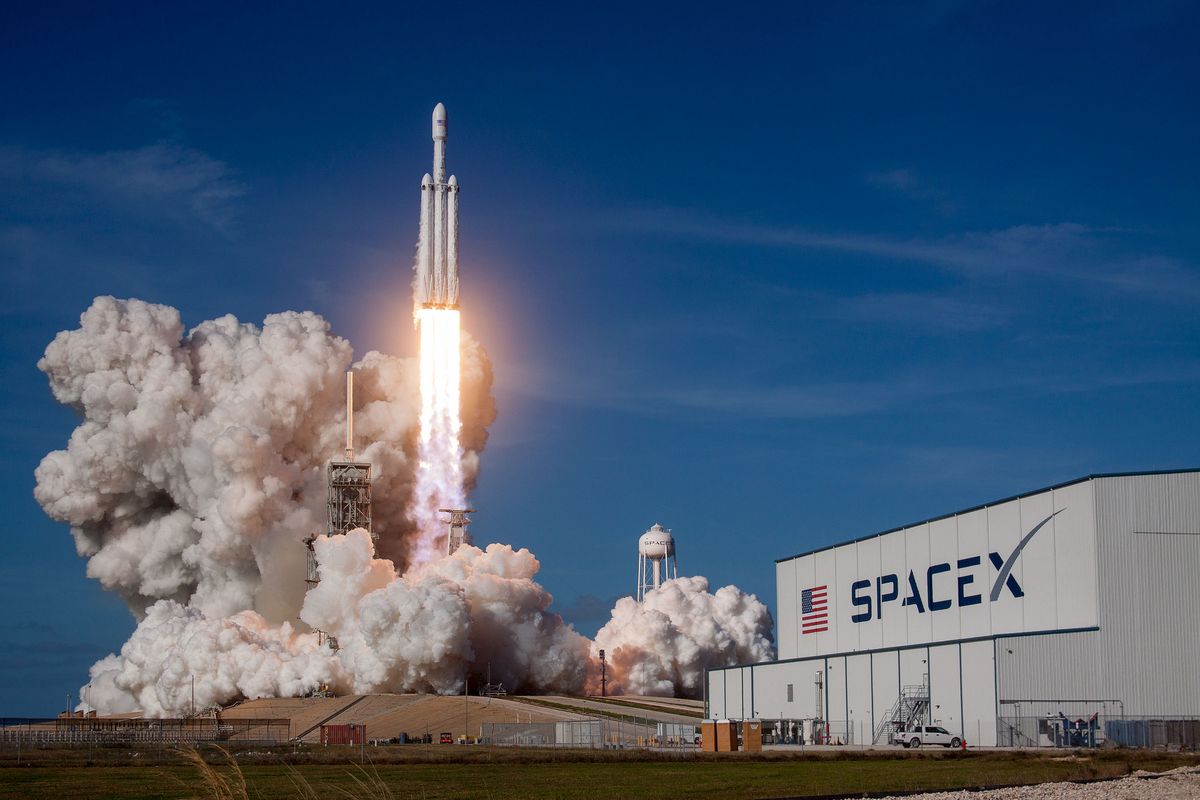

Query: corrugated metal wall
left=999, top=473, right=1200, bottom=716
left=777, top=559, right=798, bottom=659
left=707, top=640, right=999, bottom=744
left=715, top=472, right=1200, bottom=737
left=996, top=629, right=1105, bottom=701
left=1097, top=473, right=1200, bottom=714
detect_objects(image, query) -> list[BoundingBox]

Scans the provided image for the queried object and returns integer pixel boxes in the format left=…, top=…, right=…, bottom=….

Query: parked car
left=439, top=732, right=453, bottom=744
left=893, top=725, right=962, bottom=748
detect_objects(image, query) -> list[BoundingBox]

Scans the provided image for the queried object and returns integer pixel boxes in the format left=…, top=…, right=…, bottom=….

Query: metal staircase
left=872, top=684, right=930, bottom=744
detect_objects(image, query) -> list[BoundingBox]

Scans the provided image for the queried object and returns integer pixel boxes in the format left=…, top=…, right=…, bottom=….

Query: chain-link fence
left=997, top=715, right=1200, bottom=750
left=0, top=717, right=292, bottom=746
left=750, top=719, right=860, bottom=746
left=479, top=719, right=700, bottom=750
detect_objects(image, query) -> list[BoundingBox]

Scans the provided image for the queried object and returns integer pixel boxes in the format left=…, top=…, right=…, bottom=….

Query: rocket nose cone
left=432, top=103, right=448, bottom=140
left=421, top=172, right=433, bottom=188
left=447, top=175, right=458, bottom=186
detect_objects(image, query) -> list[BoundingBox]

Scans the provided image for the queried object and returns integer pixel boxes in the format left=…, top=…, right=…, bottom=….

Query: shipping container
left=320, top=723, right=366, bottom=745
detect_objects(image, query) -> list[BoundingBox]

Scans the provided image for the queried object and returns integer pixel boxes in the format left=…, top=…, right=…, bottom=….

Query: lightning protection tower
left=637, top=523, right=678, bottom=602
left=440, top=508, right=475, bottom=556
left=304, top=372, right=372, bottom=654
left=327, top=371, right=374, bottom=543
left=306, top=371, right=375, bottom=586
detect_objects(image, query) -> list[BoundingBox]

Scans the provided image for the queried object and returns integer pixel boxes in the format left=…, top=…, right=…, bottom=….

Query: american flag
left=801, top=585, right=828, bottom=635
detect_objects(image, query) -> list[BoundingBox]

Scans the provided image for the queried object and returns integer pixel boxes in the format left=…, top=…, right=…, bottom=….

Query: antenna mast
left=345, top=371, right=355, bottom=461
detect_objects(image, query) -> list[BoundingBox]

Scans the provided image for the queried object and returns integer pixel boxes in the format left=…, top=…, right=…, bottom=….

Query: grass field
left=1, top=746, right=1196, bottom=800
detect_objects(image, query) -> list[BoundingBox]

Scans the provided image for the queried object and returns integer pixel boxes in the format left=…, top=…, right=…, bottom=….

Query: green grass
left=0, top=747, right=1196, bottom=800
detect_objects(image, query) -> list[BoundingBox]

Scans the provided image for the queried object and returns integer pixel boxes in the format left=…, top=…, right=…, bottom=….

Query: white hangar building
left=705, top=470, right=1200, bottom=746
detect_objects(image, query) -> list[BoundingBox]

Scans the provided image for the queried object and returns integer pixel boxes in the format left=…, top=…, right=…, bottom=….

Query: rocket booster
left=416, top=103, right=460, bottom=309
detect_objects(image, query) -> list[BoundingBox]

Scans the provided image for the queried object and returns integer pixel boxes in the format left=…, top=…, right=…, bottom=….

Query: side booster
left=416, top=102, right=460, bottom=308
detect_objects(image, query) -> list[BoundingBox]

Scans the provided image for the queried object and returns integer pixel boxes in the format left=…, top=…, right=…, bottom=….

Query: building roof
left=775, top=469, right=1200, bottom=564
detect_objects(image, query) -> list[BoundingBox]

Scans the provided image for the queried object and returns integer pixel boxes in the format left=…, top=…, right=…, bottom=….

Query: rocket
left=416, top=102, right=460, bottom=308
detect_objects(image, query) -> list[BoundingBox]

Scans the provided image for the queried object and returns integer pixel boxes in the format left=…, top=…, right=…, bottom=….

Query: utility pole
left=599, top=650, right=607, bottom=697
left=464, top=674, right=469, bottom=744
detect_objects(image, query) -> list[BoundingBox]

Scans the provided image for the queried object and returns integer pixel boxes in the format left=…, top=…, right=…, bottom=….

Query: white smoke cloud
left=82, top=529, right=594, bottom=713
left=81, top=601, right=338, bottom=716
left=301, top=530, right=473, bottom=695
left=301, top=531, right=591, bottom=696
left=39, top=296, right=772, bottom=715
left=593, top=576, right=774, bottom=698
left=35, top=296, right=492, bottom=623
left=421, top=540, right=593, bottom=694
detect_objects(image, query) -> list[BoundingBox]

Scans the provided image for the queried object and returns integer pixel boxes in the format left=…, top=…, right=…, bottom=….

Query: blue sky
left=1, top=2, right=1197, bottom=715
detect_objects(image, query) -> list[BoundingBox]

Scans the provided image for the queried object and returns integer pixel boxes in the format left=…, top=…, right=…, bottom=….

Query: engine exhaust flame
left=409, top=307, right=465, bottom=567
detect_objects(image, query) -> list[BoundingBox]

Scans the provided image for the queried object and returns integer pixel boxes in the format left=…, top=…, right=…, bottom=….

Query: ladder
left=872, top=684, right=930, bottom=744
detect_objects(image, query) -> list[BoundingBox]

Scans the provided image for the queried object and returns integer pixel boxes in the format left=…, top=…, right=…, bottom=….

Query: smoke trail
left=408, top=308, right=466, bottom=566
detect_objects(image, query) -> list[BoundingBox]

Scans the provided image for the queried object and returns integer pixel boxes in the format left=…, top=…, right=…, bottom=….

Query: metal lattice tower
left=328, top=371, right=373, bottom=544
left=327, top=461, right=373, bottom=541
left=304, top=373, right=373, bottom=654
left=440, top=508, right=475, bottom=556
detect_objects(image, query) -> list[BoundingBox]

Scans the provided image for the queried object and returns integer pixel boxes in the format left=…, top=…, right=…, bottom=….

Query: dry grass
left=332, top=763, right=395, bottom=800
left=179, top=745, right=396, bottom=800
left=177, top=747, right=249, bottom=800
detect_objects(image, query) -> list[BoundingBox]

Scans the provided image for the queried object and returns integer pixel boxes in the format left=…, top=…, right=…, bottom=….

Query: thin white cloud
left=866, top=168, right=919, bottom=192
left=865, top=167, right=956, bottom=213
left=604, top=209, right=1200, bottom=302
left=0, top=143, right=244, bottom=231
left=499, top=355, right=1200, bottom=421
left=825, top=291, right=1015, bottom=332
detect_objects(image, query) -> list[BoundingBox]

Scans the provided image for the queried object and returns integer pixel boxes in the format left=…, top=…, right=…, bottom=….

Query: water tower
left=637, top=523, right=678, bottom=602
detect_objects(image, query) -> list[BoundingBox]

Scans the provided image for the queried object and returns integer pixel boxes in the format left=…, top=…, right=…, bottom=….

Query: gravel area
left=879, top=765, right=1200, bottom=799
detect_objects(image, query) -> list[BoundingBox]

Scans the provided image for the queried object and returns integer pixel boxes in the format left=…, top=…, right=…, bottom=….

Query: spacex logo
left=848, top=509, right=1065, bottom=624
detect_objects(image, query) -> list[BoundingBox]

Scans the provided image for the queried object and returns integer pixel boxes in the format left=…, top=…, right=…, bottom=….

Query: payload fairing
left=416, top=102, right=460, bottom=308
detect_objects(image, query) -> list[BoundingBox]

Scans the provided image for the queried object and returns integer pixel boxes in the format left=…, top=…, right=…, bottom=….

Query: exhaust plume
left=38, top=296, right=772, bottom=715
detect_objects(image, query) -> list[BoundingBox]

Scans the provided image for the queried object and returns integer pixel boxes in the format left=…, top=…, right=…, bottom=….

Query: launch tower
left=440, top=508, right=474, bottom=556
left=305, top=372, right=375, bottom=590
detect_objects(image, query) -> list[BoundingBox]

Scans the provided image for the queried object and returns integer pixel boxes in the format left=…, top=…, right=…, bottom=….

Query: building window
left=786, top=684, right=794, bottom=703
